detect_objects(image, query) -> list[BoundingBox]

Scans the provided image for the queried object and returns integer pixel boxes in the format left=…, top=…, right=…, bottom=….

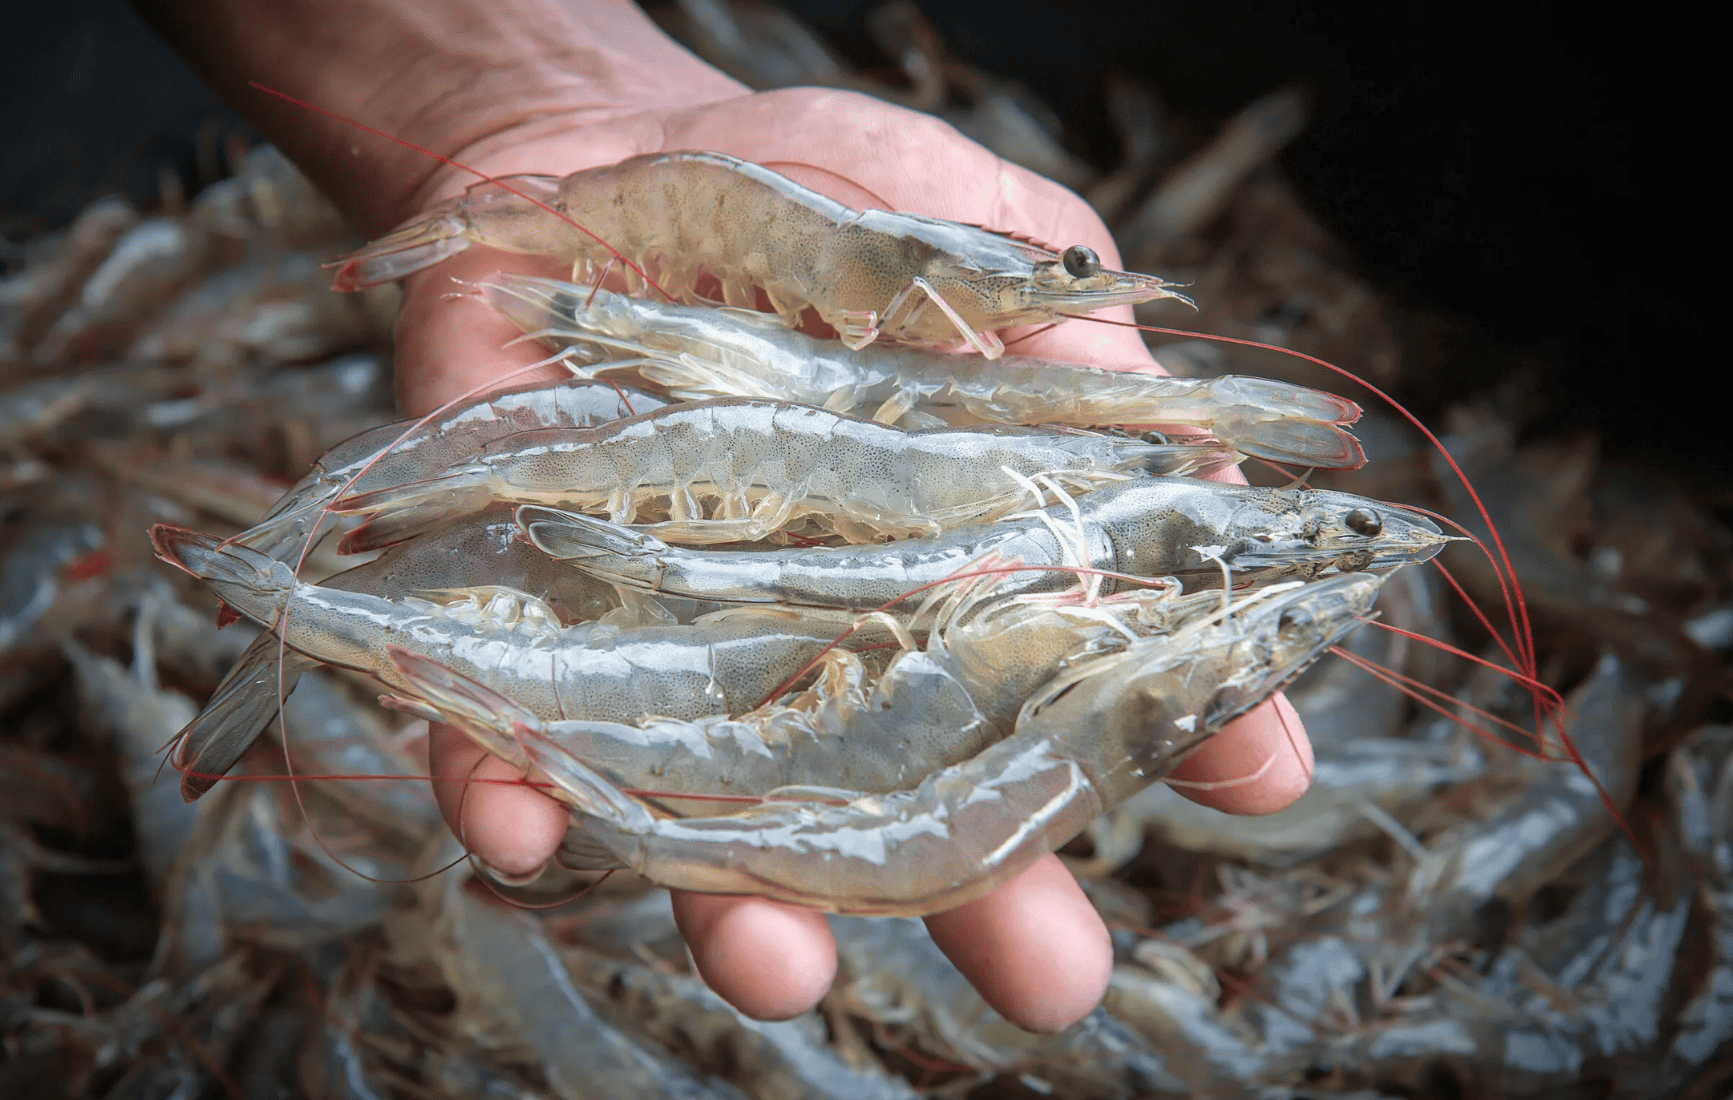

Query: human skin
left=136, top=0, right=1314, bottom=1032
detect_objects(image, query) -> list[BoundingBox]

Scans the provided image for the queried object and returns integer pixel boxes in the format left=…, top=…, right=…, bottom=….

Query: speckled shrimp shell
left=329, top=397, right=1234, bottom=551
left=328, top=151, right=1189, bottom=358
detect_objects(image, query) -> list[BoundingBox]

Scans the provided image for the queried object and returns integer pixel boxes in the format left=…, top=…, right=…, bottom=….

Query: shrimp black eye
left=1062, top=245, right=1100, bottom=278
left=1345, top=507, right=1383, bottom=536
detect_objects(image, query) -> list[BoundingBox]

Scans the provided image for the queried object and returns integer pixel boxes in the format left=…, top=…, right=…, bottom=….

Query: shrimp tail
left=386, top=646, right=536, bottom=768
left=1207, top=376, right=1362, bottom=425
left=1208, top=410, right=1367, bottom=470
left=336, top=502, right=476, bottom=555
left=517, top=506, right=660, bottom=561
left=173, top=636, right=310, bottom=801
left=233, top=479, right=350, bottom=561
left=149, top=525, right=297, bottom=629
left=332, top=470, right=494, bottom=552
left=326, top=211, right=472, bottom=291
left=516, top=725, right=658, bottom=832
left=1127, top=438, right=1245, bottom=478
left=515, top=507, right=673, bottom=591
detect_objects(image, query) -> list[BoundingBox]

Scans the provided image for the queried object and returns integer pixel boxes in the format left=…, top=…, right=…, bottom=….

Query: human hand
left=138, top=0, right=1310, bottom=1041
left=387, top=84, right=1313, bottom=1033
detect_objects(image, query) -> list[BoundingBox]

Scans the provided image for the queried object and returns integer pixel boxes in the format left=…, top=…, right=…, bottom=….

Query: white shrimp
left=150, top=526, right=884, bottom=731
left=329, top=151, right=1189, bottom=358
left=483, top=273, right=1367, bottom=469
left=520, top=475, right=1449, bottom=614
left=331, top=397, right=1234, bottom=549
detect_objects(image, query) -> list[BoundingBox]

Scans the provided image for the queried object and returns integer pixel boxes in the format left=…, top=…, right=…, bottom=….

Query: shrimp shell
left=241, top=377, right=667, bottom=562
left=170, top=507, right=628, bottom=800
left=329, top=151, right=1189, bottom=357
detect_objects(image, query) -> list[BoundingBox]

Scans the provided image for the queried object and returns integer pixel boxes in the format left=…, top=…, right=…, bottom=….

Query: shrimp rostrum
left=329, top=151, right=1188, bottom=358
left=516, top=572, right=1384, bottom=916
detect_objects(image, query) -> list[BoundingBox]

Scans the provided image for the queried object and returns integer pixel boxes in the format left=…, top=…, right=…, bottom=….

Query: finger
left=924, top=854, right=1111, bottom=1034
left=671, top=891, right=837, bottom=1021
left=427, top=722, right=567, bottom=878
left=1166, top=693, right=1313, bottom=815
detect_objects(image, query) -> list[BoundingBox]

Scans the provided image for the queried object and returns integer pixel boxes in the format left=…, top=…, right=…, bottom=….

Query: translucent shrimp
left=238, top=376, right=667, bottom=562
left=517, top=572, right=1383, bottom=916
left=520, top=474, right=1449, bottom=614
left=331, top=397, right=1234, bottom=550
left=169, top=507, right=630, bottom=801
left=328, top=150, right=1190, bottom=358
left=386, top=577, right=1234, bottom=808
left=483, top=273, right=1367, bottom=469
left=150, top=526, right=880, bottom=729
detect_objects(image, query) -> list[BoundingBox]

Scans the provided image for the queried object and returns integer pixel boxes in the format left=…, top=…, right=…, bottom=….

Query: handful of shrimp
left=153, top=146, right=1443, bottom=918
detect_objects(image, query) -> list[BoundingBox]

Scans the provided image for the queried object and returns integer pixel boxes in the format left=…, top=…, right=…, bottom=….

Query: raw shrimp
left=521, top=474, right=1448, bottom=614
left=61, top=606, right=199, bottom=892
left=151, top=526, right=884, bottom=729
left=239, top=376, right=667, bottom=562
left=171, top=507, right=630, bottom=800
left=332, top=397, right=1233, bottom=549
left=329, top=150, right=1189, bottom=358
left=564, top=941, right=922, bottom=1100
left=829, top=914, right=1178, bottom=1097
left=518, top=572, right=1381, bottom=915
left=483, top=273, right=1367, bottom=469
left=423, top=862, right=749, bottom=1100
left=1413, top=652, right=1647, bottom=945
left=388, top=579, right=1234, bottom=808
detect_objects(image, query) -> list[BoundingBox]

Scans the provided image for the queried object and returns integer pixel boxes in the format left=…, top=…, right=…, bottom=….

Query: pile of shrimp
left=4, top=12, right=1731, bottom=1100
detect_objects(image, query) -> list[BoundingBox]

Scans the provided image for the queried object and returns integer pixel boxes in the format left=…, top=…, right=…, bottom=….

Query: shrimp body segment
left=525, top=572, right=1383, bottom=916
left=333, top=397, right=1233, bottom=549
left=329, top=151, right=1190, bottom=357
left=521, top=476, right=1449, bottom=613
left=150, top=527, right=866, bottom=739
left=485, top=274, right=1367, bottom=469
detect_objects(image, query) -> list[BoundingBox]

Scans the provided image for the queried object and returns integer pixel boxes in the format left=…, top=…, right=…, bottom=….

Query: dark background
left=0, top=3, right=1702, bottom=463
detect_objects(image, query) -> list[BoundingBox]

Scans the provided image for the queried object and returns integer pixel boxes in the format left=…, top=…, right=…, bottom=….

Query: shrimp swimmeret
left=329, top=150, right=1188, bottom=358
